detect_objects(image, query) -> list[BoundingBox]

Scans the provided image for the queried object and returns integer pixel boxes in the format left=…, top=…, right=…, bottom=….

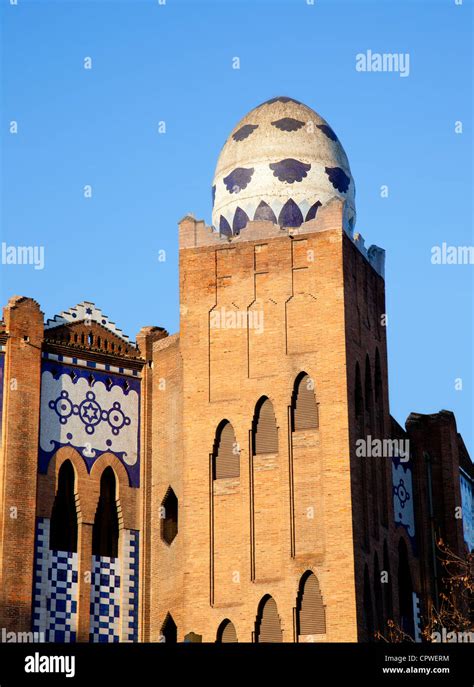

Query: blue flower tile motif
left=233, top=207, right=249, bottom=234
left=219, top=215, right=232, bottom=236
left=394, top=478, right=410, bottom=510
left=271, top=117, right=305, bottom=132
left=223, top=167, right=254, bottom=193
left=254, top=200, right=277, bottom=223
left=317, top=124, right=338, bottom=142
left=270, top=159, right=311, bottom=184
left=232, top=124, right=259, bottom=141
left=49, top=391, right=74, bottom=425
left=278, top=199, right=304, bottom=227
left=48, top=389, right=131, bottom=437
left=325, top=166, right=350, bottom=193
left=305, top=201, right=322, bottom=221
left=264, top=96, right=301, bottom=105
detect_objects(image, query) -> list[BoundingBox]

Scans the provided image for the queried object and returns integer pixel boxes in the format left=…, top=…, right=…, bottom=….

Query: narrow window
left=92, top=467, right=119, bottom=558
left=292, top=373, right=318, bottom=431
left=255, top=595, right=282, bottom=643
left=50, top=461, right=78, bottom=553
left=161, top=613, right=177, bottom=643
left=213, top=421, right=239, bottom=480
left=161, top=487, right=178, bottom=545
left=398, top=538, right=415, bottom=637
left=216, top=619, right=238, bottom=643
left=252, top=397, right=278, bottom=454
left=296, top=571, right=326, bottom=636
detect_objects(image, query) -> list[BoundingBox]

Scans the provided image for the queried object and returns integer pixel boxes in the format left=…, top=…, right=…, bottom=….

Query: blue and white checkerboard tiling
left=89, top=555, right=121, bottom=642
left=121, top=530, right=139, bottom=642
left=32, top=517, right=78, bottom=642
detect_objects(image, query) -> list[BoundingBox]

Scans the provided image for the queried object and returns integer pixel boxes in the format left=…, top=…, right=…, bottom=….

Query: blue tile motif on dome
left=278, top=199, right=304, bottom=227
left=317, top=124, right=338, bottom=142
left=254, top=200, right=277, bottom=223
left=305, top=201, right=322, bottom=221
left=271, top=117, right=305, bottom=132
left=223, top=167, right=254, bottom=193
left=264, top=96, right=301, bottom=105
left=219, top=215, right=232, bottom=237
left=233, top=207, right=249, bottom=234
left=269, top=159, right=311, bottom=184
left=212, top=185, right=216, bottom=207
left=232, top=124, right=259, bottom=141
left=325, top=166, right=350, bottom=193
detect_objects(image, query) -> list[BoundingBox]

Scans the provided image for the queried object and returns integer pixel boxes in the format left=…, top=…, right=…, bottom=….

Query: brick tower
left=1, top=97, right=472, bottom=644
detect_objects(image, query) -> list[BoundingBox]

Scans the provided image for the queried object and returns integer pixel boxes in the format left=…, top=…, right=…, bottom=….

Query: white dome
left=212, top=97, right=356, bottom=236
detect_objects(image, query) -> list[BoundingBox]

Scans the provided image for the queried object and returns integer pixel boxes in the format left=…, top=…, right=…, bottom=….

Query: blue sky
left=1, top=0, right=472, bottom=451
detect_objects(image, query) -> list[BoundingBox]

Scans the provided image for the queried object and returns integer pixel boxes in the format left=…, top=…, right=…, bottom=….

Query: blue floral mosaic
left=306, top=201, right=322, bottom=221
left=39, top=360, right=140, bottom=488
left=254, top=200, right=277, bottom=223
left=263, top=96, right=301, bottom=105
left=325, top=166, right=350, bottom=193
left=270, top=159, right=311, bottom=183
left=219, top=215, right=232, bottom=237
left=233, top=207, right=249, bottom=234
left=232, top=124, right=258, bottom=141
left=271, top=117, right=305, bottom=132
left=317, top=124, right=338, bottom=142
left=223, top=167, right=254, bottom=193
left=278, top=199, right=304, bottom=227
left=49, top=390, right=131, bottom=437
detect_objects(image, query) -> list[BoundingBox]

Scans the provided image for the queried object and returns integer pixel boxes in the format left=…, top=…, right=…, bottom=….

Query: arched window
left=373, top=553, right=383, bottom=635
left=291, top=373, right=319, bottom=431
left=50, top=460, right=78, bottom=553
left=363, top=565, right=374, bottom=641
left=212, top=421, right=240, bottom=480
left=255, top=595, right=282, bottom=643
left=161, top=487, right=178, bottom=545
left=216, top=619, right=238, bottom=643
left=252, top=397, right=278, bottom=454
left=296, top=571, right=326, bottom=637
left=398, top=538, right=415, bottom=637
left=92, top=467, right=119, bottom=558
left=161, top=613, right=177, bottom=643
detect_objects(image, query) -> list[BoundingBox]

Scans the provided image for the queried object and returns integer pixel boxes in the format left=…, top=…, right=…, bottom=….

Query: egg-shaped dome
left=212, top=96, right=356, bottom=236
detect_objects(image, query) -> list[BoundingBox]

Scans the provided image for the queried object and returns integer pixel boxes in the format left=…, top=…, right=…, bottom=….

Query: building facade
left=0, top=97, right=472, bottom=643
